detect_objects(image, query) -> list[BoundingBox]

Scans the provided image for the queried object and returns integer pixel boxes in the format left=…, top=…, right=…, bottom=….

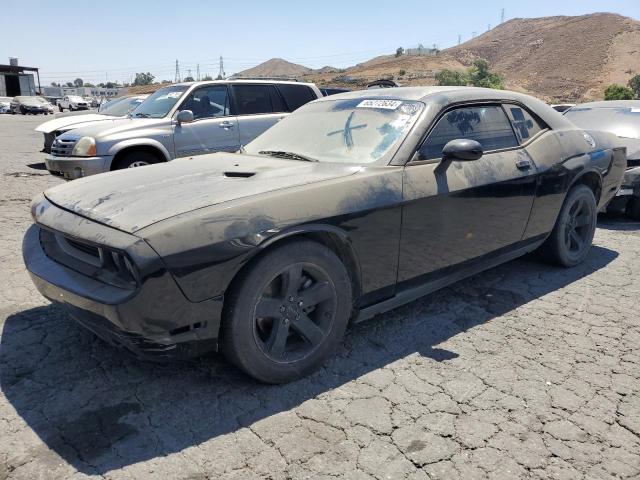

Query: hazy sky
left=2, top=0, right=638, bottom=85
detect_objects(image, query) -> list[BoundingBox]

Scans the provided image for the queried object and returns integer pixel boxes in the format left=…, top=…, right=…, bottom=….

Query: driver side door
left=398, top=103, right=539, bottom=284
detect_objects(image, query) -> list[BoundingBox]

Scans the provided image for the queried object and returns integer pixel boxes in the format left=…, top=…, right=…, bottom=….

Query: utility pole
left=174, top=59, right=181, bottom=83
left=501, top=8, right=505, bottom=23
left=196, top=64, right=200, bottom=81
left=458, top=34, right=461, bottom=45
left=472, top=31, right=477, bottom=38
left=217, top=56, right=225, bottom=80
left=488, top=24, right=491, bottom=31
left=187, top=69, right=192, bottom=80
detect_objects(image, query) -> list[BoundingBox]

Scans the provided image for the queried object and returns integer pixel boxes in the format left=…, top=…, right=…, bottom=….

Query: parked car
left=551, top=103, right=575, bottom=113
left=34, top=96, right=55, bottom=114
left=56, top=95, right=90, bottom=112
left=45, top=79, right=322, bottom=179
left=564, top=101, right=640, bottom=219
left=367, top=79, right=400, bottom=89
left=24, top=87, right=625, bottom=382
left=10, top=96, right=50, bottom=115
left=320, top=87, right=351, bottom=96
left=36, top=95, right=149, bottom=153
left=0, top=96, right=11, bottom=114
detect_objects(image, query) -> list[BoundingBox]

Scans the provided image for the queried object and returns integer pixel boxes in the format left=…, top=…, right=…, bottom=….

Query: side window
left=180, top=85, right=229, bottom=120
left=504, top=105, right=546, bottom=143
left=232, top=84, right=282, bottom=115
left=419, top=105, right=519, bottom=160
left=277, top=84, right=316, bottom=111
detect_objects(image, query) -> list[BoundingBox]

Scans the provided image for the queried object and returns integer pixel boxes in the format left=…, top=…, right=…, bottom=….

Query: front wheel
left=626, top=196, right=640, bottom=221
left=222, top=240, right=352, bottom=383
left=58, top=105, right=63, bottom=112
left=112, top=151, right=158, bottom=170
left=538, top=184, right=597, bottom=267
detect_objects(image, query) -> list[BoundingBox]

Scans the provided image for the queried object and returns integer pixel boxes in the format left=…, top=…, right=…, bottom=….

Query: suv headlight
left=71, top=136, right=97, bottom=157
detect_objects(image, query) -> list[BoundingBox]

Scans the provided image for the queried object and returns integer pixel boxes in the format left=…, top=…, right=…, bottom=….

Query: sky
left=1, top=0, right=639, bottom=86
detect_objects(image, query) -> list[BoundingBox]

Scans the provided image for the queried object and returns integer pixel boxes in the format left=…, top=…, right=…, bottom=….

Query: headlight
left=71, top=136, right=97, bottom=157
left=30, top=193, right=45, bottom=222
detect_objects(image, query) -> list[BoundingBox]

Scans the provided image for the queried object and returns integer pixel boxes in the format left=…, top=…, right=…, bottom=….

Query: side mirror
left=175, top=110, right=194, bottom=124
left=442, top=139, right=483, bottom=161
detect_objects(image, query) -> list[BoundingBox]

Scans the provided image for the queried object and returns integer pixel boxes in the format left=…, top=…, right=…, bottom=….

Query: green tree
left=65, top=82, right=74, bottom=87
left=73, top=78, right=83, bottom=87
left=201, top=75, right=213, bottom=81
left=468, top=59, right=504, bottom=89
left=398, top=69, right=406, bottom=76
left=604, top=84, right=634, bottom=100
left=627, top=74, right=640, bottom=99
left=435, top=69, right=467, bottom=86
left=395, top=47, right=404, bottom=57
left=183, top=76, right=195, bottom=82
left=133, top=72, right=155, bottom=86
left=84, top=82, right=95, bottom=87
left=50, top=82, right=59, bottom=87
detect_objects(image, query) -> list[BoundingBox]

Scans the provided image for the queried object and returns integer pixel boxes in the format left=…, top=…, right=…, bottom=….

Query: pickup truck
left=56, top=95, right=90, bottom=112
left=45, top=79, right=323, bottom=179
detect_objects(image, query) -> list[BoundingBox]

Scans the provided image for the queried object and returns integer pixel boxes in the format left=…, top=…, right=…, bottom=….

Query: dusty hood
left=43, top=153, right=359, bottom=233
left=35, top=114, right=117, bottom=134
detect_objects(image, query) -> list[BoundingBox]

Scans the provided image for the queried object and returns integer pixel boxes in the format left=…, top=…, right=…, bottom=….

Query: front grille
left=39, top=227, right=138, bottom=288
left=50, top=137, right=78, bottom=157
left=628, top=159, right=640, bottom=168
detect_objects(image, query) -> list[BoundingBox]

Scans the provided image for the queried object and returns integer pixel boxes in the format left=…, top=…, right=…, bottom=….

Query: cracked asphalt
left=1, top=114, right=639, bottom=480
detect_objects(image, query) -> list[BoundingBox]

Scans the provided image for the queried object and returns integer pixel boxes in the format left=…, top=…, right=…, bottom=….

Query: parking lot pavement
left=0, top=114, right=639, bottom=480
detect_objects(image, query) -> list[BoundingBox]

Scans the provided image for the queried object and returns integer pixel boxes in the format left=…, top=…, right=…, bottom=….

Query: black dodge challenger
left=24, top=87, right=626, bottom=383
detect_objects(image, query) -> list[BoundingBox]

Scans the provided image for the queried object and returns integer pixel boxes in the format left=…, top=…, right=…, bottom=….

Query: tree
left=73, top=78, right=84, bottom=87
left=50, top=82, right=59, bottom=87
left=467, top=58, right=504, bottom=89
left=628, top=74, right=640, bottom=99
left=133, top=72, right=155, bottom=86
left=183, top=76, right=195, bottom=82
left=435, top=69, right=467, bottom=86
left=398, top=69, right=406, bottom=76
left=201, top=75, right=213, bottom=81
left=604, top=84, right=634, bottom=100
left=65, top=82, right=74, bottom=87
left=84, top=82, right=95, bottom=87
left=395, top=47, right=404, bottom=57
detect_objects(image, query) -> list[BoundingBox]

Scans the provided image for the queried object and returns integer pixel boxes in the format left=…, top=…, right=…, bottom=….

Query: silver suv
left=45, top=79, right=322, bottom=179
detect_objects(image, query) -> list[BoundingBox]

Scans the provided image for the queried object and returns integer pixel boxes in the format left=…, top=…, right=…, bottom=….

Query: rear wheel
left=222, top=240, right=352, bottom=383
left=20, top=106, right=26, bottom=115
left=112, top=151, right=159, bottom=170
left=58, top=105, right=63, bottom=112
left=627, top=197, right=640, bottom=221
left=538, top=184, right=597, bottom=267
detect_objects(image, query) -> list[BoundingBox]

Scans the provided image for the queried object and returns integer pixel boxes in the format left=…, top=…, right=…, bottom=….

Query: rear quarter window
left=277, top=84, right=317, bottom=111
left=504, top=105, right=546, bottom=143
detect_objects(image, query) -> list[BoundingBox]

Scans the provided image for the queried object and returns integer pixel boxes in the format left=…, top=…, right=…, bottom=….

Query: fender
left=106, top=139, right=172, bottom=163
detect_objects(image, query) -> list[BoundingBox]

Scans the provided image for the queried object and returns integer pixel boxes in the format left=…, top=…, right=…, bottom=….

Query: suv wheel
left=627, top=196, right=640, bottom=221
left=538, top=184, right=597, bottom=267
left=222, top=240, right=352, bottom=383
left=113, top=151, right=159, bottom=170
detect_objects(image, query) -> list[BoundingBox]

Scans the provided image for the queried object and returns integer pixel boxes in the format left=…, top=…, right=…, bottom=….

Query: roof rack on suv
left=229, top=76, right=303, bottom=82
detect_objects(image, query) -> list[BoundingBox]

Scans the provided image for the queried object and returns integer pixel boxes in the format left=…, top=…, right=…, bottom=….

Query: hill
left=306, top=12, right=640, bottom=102
left=234, top=58, right=312, bottom=78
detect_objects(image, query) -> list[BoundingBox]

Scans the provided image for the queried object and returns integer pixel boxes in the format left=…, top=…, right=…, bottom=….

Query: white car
left=35, top=97, right=56, bottom=114
left=56, top=95, right=90, bottom=111
left=0, top=96, right=11, bottom=114
left=36, top=95, right=148, bottom=153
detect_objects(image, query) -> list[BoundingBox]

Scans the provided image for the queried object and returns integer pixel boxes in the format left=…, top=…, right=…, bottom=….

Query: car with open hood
left=35, top=95, right=148, bottom=153
left=24, top=86, right=625, bottom=383
left=565, top=100, right=640, bottom=219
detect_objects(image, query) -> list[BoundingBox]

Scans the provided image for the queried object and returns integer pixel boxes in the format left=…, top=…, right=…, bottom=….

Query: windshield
left=35, top=97, right=50, bottom=104
left=130, top=85, right=189, bottom=118
left=244, top=98, right=424, bottom=164
left=99, top=96, right=145, bottom=117
left=565, top=106, right=640, bottom=139
left=16, top=96, right=40, bottom=106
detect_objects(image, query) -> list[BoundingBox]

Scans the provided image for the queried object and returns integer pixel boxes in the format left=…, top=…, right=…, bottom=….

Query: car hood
left=43, top=153, right=360, bottom=233
left=35, top=114, right=117, bottom=133
left=57, top=117, right=165, bottom=140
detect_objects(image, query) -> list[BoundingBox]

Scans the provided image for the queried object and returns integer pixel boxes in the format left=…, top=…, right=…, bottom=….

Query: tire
left=538, top=184, right=597, bottom=267
left=20, top=106, right=26, bottom=115
left=58, top=105, right=63, bottom=112
left=112, top=151, right=159, bottom=170
left=626, top=196, right=640, bottom=221
left=222, top=240, right=352, bottom=383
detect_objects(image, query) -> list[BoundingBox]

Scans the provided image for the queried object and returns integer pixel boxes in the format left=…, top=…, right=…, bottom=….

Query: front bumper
left=23, top=219, right=223, bottom=361
left=45, top=154, right=113, bottom=179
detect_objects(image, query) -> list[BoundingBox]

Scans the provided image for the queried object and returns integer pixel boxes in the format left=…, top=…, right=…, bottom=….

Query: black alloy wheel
left=223, top=240, right=352, bottom=383
left=253, top=263, right=336, bottom=363
left=539, top=184, right=597, bottom=267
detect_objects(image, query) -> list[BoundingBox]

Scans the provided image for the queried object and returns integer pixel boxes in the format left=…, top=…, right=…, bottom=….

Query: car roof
left=172, top=79, right=317, bottom=88
left=570, top=100, right=640, bottom=109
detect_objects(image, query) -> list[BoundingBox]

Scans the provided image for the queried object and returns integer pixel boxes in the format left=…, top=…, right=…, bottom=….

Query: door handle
left=218, top=121, right=234, bottom=129
left=516, top=159, right=532, bottom=170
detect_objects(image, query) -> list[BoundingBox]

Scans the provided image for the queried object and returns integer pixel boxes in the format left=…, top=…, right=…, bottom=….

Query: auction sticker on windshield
left=357, top=99, right=403, bottom=110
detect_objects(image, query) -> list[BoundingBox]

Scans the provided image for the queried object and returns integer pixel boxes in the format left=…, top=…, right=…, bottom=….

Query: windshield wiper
left=258, top=150, right=318, bottom=162
left=133, top=112, right=150, bottom=118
